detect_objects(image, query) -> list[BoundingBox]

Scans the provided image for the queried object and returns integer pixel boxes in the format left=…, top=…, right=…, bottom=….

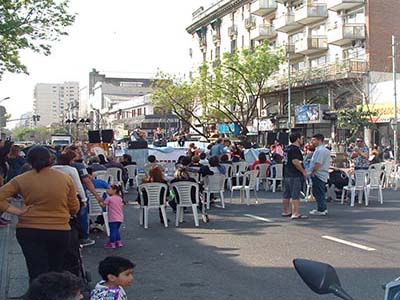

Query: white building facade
left=33, top=82, right=79, bottom=127
left=187, top=0, right=397, bottom=144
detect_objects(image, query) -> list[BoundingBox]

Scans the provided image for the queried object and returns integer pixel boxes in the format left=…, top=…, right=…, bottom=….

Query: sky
left=0, top=0, right=214, bottom=128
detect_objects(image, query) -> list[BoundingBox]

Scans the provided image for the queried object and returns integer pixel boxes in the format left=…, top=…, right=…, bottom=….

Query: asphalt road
left=81, top=189, right=400, bottom=300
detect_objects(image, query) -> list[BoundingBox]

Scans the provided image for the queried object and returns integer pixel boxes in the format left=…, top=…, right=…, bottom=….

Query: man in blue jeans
left=308, top=134, right=331, bottom=216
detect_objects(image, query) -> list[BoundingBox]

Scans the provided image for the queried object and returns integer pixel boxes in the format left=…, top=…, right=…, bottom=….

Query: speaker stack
left=87, top=130, right=114, bottom=143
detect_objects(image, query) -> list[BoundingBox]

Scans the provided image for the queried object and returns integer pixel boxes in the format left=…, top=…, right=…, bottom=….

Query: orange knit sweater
left=0, top=168, right=79, bottom=230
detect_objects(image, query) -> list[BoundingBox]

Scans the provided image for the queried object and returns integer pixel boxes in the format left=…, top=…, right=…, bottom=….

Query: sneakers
left=202, top=214, right=210, bottom=223
left=104, top=242, right=116, bottom=249
left=116, top=241, right=123, bottom=248
left=309, top=209, right=328, bottom=216
left=80, top=238, right=95, bottom=247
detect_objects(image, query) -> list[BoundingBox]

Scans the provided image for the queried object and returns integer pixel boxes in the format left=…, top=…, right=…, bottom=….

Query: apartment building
left=33, top=82, right=79, bottom=127
left=187, top=0, right=400, bottom=145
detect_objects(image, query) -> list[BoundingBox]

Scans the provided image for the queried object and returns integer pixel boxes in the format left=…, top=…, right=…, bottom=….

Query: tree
left=336, top=106, right=377, bottom=143
left=0, top=0, right=75, bottom=78
left=151, top=73, right=209, bottom=139
left=203, top=41, right=283, bottom=137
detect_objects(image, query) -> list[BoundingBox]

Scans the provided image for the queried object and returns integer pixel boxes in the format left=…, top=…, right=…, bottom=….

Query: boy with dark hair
left=91, top=256, right=135, bottom=300
left=24, top=271, right=84, bottom=300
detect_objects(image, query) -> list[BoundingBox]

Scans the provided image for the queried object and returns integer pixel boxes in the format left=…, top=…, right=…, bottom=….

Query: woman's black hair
left=258, top=152, right=267, bottom=163
left=27, top=146, right=51, bottom=172
left=98, top=154, right=107, bottom=164
left=208, top=156, right=220, bottom=167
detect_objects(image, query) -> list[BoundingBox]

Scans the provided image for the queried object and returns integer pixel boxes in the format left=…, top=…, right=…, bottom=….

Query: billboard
left=295, top=104, right=322, bottom=124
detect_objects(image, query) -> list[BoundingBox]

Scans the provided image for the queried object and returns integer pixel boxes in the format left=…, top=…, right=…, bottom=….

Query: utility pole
left=287, top=52, right=291, bottom=133
left=392, top=35, right=398, bottom=164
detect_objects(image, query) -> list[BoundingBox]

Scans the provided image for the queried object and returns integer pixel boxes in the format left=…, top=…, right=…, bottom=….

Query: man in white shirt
left=308, top=134, right=331, bottom=216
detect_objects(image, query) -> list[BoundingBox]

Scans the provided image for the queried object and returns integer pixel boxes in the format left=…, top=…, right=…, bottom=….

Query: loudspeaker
left=101, top=130, right=114, bottom=143
left=88, top=130, right=101, bottom=143
left=266, top=132, right=277, bottom=145
left=128, top=140, right=148, bottom=149
left=277, top=132, right=289, bottom=146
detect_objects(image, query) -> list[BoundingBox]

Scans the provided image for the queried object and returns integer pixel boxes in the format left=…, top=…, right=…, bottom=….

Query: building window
left=210, top=49, right=213, bottom=61
left=215, top=46, right=220, bottom=60
left=310, top=23, right=326, bottom=36
left=343, top=46, right=366, bottom=59
left=291, top=60, right=306, bottom=72
left=344, top=9, right=365, bottom=24
left=241, top=35, right=245, bottom=48
left=250, top=39, right=255, bottom=50
left=231, top=39, right=237, bottom=54
left=138, top=108, right=142, bottom=116
left=310, top=55, right=327, bottom=68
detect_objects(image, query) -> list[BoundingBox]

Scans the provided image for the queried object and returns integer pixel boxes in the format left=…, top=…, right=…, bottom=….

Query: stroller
left=63, top=217, right=91, bottom=285
left=327, top=169, right=349, bottom=201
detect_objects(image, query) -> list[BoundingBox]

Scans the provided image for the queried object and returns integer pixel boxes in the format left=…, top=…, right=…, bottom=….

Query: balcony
left=275, top=13, right=303, bottom=33
left=251, top=24, right=277, bottom=41
left=294, top=37, right=328, bottom=55
left=328, top=24, right=365, bottom=46
left=267, top=58, right=367, bottom=92
left=328, top=0, right=364, bottom=12
left=295, top=4, right=328, bottom=25
left=251, top=0, right=277, bottom=17
left=228, top=25, right=238, bottom=38
left=245, top=16, right=256, bottom=30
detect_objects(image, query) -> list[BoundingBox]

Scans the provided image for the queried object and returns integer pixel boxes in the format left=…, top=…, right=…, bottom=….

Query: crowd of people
left=0, top=142, right=137, bottom=299
left=0, top=132, right=396, bottom=299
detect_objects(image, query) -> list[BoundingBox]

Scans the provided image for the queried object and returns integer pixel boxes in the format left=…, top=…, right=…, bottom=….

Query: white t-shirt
left=52, top=165, right=87, bottom=202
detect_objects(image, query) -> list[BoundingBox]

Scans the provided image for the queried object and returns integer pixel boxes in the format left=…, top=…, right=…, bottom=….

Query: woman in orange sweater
left=0, top=146, right=79, bottom=282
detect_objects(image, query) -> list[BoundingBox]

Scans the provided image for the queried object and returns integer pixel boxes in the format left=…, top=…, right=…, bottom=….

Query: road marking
left=322, top=235, right=376, bottom=252
left=244, top=214, right=273, bottom=223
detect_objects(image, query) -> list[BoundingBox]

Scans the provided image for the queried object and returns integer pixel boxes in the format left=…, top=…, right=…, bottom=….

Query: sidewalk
left=0, top=204, right=28, bottom=300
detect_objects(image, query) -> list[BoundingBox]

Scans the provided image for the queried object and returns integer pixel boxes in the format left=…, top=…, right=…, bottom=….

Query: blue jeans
left=78, top=205, right=89, bottom=240
left=312, top=176, right=327, bottom=212
left=109, top=222, right=122, bottom=243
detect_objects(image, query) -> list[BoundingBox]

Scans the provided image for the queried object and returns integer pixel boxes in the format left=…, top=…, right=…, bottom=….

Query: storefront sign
left=295, top=104, right=321, bottom=124
left=366, top=103, right=400, bottom=123
left=259, top=119, right=274, bottom=131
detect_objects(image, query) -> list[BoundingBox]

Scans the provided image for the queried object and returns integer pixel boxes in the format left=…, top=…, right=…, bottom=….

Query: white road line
left=322, top=235, right=376, bottom=252
left=244, top=214, right=273, bottom=223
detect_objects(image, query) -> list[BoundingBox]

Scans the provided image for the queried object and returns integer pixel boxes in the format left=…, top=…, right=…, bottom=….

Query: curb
left=0, top=223, right=10, bottom=300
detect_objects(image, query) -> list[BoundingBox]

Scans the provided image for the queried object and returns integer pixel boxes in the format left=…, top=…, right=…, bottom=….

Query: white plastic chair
left=255, top=164, right=269, bottom=191
left=221, top=164, right=233, bottom=190
left=124, top=165, right=137, bottom=191
left=266, top=164, right=283, bottom=192
left=383, top=162, right=396, bottom=189
left=341, top=170, right=368, bottom=207
left=93, top=170, right=110, bottom=182
left=232, top=161, right=248, bottom=185
left=395, top=166, right=400, bottom=190
left=203, top=174, right=226, bottom=209
left=171, top=181, right=200, bottom=227
left=230, top=170, right=258, bottom=206
left=138, top=183, right=169, bottom=229
left=88, top=188, right=110, bottom=236
left=366, top=168, right=384, bottom=206
left=107, top=167, right=124, bottom=189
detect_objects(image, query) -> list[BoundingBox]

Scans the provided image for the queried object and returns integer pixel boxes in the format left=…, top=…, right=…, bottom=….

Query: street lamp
left=392, top=35, right=398, bottom=164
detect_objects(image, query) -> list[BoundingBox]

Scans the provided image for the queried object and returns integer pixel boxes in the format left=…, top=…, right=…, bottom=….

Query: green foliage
left=11, top=126, right=51, bottom=142
left=0, top=0, right=75, bottom=78
left=336, top=106, right=377, bottom=142
left=151, top=72, right=208, bottom=138
left=203, top=41, right=283, bottom=136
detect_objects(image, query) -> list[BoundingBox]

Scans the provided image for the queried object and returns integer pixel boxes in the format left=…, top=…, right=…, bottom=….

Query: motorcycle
left=293, top=258, right=400, bottom=300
